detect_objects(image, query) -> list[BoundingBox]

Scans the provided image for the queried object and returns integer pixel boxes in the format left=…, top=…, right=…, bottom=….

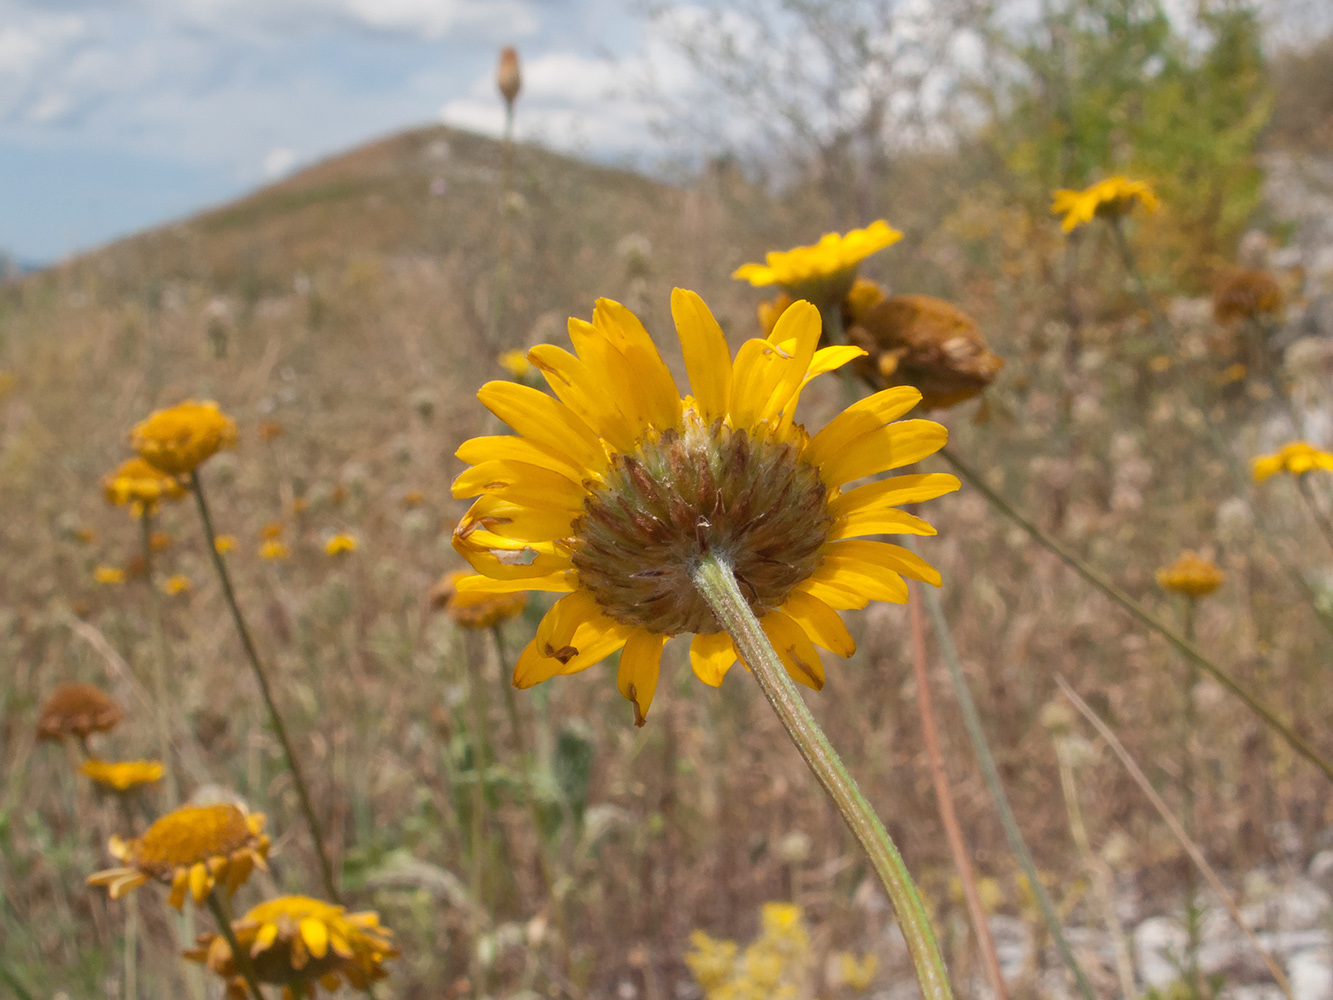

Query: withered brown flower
left=37, top=683, right=124, bottom=741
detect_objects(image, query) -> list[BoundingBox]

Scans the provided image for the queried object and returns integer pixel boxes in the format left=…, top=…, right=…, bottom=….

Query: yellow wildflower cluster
left=80, top=758, right=164, bottom=793
left=1252, top=442, right=1333, bottom=482
left=103, top=456, right=187, bottom=517
left=686, top=903, right=813, bottom=1000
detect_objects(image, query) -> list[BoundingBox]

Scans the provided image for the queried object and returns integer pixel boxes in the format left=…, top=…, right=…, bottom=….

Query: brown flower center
left=572, top=418, right=832, bottom=635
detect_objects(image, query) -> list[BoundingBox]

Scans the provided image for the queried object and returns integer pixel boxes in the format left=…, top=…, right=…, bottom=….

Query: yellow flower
left=185, top=895, right=396, bottom=998
left=94, top=565, right=127, bottom=585
left=130, top=399, right=238, bottom=476
left=80, top=758, right=164, bottom=792
left=103, top=457, right=187, bottom=514
left=836, top=952, right=879, bottom=992
left=37, top=682, right=124, bottom=741
left=1050, top=176, right=1160, bottom=232
left=733, top=221, right=902, bottom=302
left=843, top=277, right=887, bottom=325
left=499, top=348, right=535, bottom=379
left=452, top=290, right=957, bottom=725
left=214, top=534, right=237, bottom=554
left=325, top=533, right=357, bottom=556
left=1252, top=441, right=1333, bottom=482
left=261, top=521, right=285, bottom=540
left=430, top=569, right=529, bottom=629
left=685, top=932, right=739, bottom=992
left=87, top=803, right=268, bottom=909
left=162, top=574, right=192, bottom=596
left=1156, top=551, right=1225, bottom=598
left=759, top=903, right=807, bottom=946
left=260, top=540, right=291, bottom=561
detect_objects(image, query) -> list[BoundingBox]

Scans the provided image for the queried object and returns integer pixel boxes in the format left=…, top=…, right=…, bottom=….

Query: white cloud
left=262, top=146, right=297, bottom=178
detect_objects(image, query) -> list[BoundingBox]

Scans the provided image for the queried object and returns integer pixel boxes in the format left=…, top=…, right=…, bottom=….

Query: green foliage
left=995, top=0, right=1271, bottom=280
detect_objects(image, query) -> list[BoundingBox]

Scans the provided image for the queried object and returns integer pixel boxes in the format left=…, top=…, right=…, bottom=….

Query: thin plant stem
left=207, top=890, right=267, bottom=1000
left=691, top=553, right=953, bottom=1000
left=0, top=966, right=35, bottom=1000
left=140, top=509, right=180, bottom=807
left=1108, top=216, right=1333, bottom=641
left=1297, top=476, right=1333, bottom=556
left=123, top=886, right=138, bottom=1000
left=1181, top=598, right=1201, bottom=994
left=189, top=471, right=341, bottom=902
left=940, top=446, right=1333, bottom=782
left=489, top=100, right=516, bottom=348
left=1053, top=734, right=1136, bottom=1000
left=913, top=565, right=1097, bottom=1000
left=464, top=629, right=492, bottom=999
left=493, top=625, right=578, bottom=996
left=1055, top=676, right=1296, bottom=1000
left=907, top=584, right=1008, bottom=1000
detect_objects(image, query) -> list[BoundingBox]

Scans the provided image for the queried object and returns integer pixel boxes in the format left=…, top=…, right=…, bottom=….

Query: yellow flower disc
left=184, top=894, right=397, bottom=995
left=1252, top=441, right=1333, bottom=482
left=87, top=802, right=268, bottom=909
left=732, top=221, right=902, bottom=301
left=80, top=758, right=164, bottom=792
left=1050, top=176, right=1159, bottom=233
left=1156, top=551, right=1225, bottom=598
left=130, top=400, right=238, bottom=476
left=103, top=457, right=187, bottom=513
left=37, top=682, right=125, bottom=741
left=452, top=290, right=957, bottom=725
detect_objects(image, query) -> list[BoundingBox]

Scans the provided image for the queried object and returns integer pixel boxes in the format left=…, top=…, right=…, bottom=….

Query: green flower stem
left=139, top=509, right=181, bottom=807
left=909, top=545, right=1096, bottom=1000
left=207, top=889, right=267, bottom=1000
left=1181, top=597, right=1201, bottom=993
left=190, top=472, right=342, bottom=903
left=940, top=446, right=1333, bottom=782
left=463, top=630, right=492, bottom=998
left=1109, top=217, right=1333, bottom=642
left=691, top=553, right=953, bottom=1000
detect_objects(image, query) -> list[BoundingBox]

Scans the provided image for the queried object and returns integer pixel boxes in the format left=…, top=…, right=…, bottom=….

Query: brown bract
left=848, top=294, right=1004, bottom=410
left=1214, top=269, right=1283, bottom=324
left=36, top=683, right=124, bottom=741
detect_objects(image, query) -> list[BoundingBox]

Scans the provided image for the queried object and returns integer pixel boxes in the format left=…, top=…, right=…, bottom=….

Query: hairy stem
left=207, top=890, right=267, bottom=1000
left=190, top=472, right=341, bottom=902
left=692, top=554, right=953, bottom=1000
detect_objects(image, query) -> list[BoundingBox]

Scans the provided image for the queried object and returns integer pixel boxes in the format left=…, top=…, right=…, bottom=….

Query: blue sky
left=0, top=0, right=679, bottom=263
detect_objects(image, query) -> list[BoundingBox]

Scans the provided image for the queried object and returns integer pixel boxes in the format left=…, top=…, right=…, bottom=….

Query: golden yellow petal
left=453, top=541, right=573, bottom=581
left=593, top=298, right=682, bottom=431
left=450, top=459, right=587, bottom=509
left=779, top=591, right=856, bottom=657
left=168, top=868, right=190, bottom=910
left=689, top=632, right=737, bottom=687
left=476, top=380, right=605, bottom=474
left=189, top=862, right=212, bottom=903
left=251, top=921, right=280, bottom=957
left=617, top=628, right=666, bottom=726
left=760, top=611, right=825, bottom=690
left=826, top=539, right=942, bottom=587
left=455, top=435, right=585, bottom=483
left=512, top=616, right=633, bottom=688
left=830, top=506, right=937, bottom=540
left=300, top=917, right=330, bottom=959
left=805, top=556, right=909, bottom=605
left=529, top=342, right=638, bottom=454
left=454, top=495, right=577, bottom=545
left=453, top=571, right=576, bottom=596
left=534, top=590, right=614, bottom=657
left=813, top=419, right=948, bottom=487
left=805, top=386, right=924, bottom=467
left=828, top=473, right=961, bottom=518
left=670, top=288, right=733, bottom=424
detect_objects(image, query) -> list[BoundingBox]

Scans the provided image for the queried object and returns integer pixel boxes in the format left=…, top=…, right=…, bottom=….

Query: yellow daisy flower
left=185, top=895, right=397, bottom=999
left=732, top=221, right=902, bottom=303
left=324, top=533, right=357, bottom=556
left=162, top=574, right=192, bottom=596
left=429, top=569, right=529, bottom=629
left=130, top=399, right=238, bottom=476
left=87, top=802, right=269, bottom=909
left=1050, top=176, right=1160, bottom=233
left=452, top=290, right=957, bottom=725
left=260, top=540, right=291, bottom=561
left=94, top=565, right=127, bottom=585
left=1156, top=551, right=1225, bottom=598
left=1252, top=441, right=1333, bottom=482
left=836, top=951, right=879, bottom=992
left=37, top=682, right=124, bottom=741
left=80, top=758, right=164, bottom=792
left=103, top=456, right=187, bottom=515
left=214, top=534, right=238, bottom=554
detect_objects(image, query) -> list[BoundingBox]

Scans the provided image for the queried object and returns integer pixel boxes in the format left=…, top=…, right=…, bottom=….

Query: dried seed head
left=37, top=683, right=124, bottom=741
left=571, top=415, right=832, bottom=635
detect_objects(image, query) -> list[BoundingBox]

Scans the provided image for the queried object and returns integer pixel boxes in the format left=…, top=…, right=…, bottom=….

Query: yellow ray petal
left=831, top=506, right=937, bottom=540
left=617, top=628, right=666, bottom=726
left=530, top=342, right=638, bottom=454
left=829, top=473, right=961, bottom=518
left=454, top=571, right=577, bottom=595
left=805, top=386, right=923, bottom=465
left=534, top=590, right=617, bottom=658
left=300, top=917, right=330, bottom=959
left=454, top=496, right=577, bottom=546
left=455, top=435, right=585, bottom=482
left=451, top=459, right=587, bottom=509
left=513, top=615, right=633, bottom=688
left=477, top=380, right=605, bottom=473
left=690, top=631, right=737, bottom=686
left=805, top=555, right=909, bottom=605
left=779, top=590, right=856, bottom=656
left=760, top=610, right=826, bottom=690
left=188, top=861, right=211, bottom=903
left=813, top=419, right=948, bottom=487
left=594, top=298, right=682, bottom=430
left=168, top=869, right=189, bottom=909
left=825, top=538, right=942, bottom=587
left=671, top=288, right=733, bottom=423
left=453, top=539, right=573, bottom=580
left=251, top=921, right=280, bottom=957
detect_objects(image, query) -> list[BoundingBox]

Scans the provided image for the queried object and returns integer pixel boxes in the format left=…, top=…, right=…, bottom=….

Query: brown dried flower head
left=37, top=683, right=124, bottom=741
left=1214, top=270, right=1283, bottom=325
left=430, top=569, right=528, bottom=628
left=1156, top=551, right=1225, bottom=598
left=497, top=47, right=521, bottom=105
left=848, top=294, right=1004, bottom=409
